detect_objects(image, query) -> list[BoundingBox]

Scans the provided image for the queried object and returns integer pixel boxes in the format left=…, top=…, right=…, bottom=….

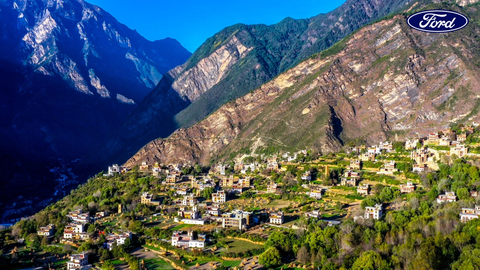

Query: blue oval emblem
left=407, top=10, right=469, bottom=33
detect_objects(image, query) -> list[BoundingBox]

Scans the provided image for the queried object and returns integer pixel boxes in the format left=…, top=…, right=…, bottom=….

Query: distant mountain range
left=125, top=0, right=480, bottom=166
left=0, top=0, right=190, bottom=217
left=98, top=0, right=422, bottom=168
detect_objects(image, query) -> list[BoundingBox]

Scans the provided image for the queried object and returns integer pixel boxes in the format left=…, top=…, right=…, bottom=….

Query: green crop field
left=222, top=260, right=241, bottom=267
left=144, top=258, right=175, bottom=269
left=219, top=238, right=263, bottom=253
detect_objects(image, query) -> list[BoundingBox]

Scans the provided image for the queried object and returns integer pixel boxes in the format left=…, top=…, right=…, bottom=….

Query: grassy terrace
left=144, top=258, right=175, bottom=269
left=217, top=238, right=264, bottom=254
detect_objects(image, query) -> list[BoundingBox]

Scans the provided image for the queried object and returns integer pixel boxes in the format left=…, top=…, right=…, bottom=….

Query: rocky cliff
left=125, top=2, right=480, bottom=166
left=0, top=0, right=190, bottom=102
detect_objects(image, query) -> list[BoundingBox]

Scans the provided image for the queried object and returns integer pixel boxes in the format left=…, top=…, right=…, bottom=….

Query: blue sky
left=87, top=0, right=347, bottom=52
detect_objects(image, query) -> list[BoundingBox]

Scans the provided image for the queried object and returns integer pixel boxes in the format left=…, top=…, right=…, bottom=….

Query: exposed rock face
left=0, top=0, right=190, bottom=210
left=172, top=36, right=253, bottom=102
left=126, top=5, right=480, bottom=166
left=1, top=0, right=190, bottom=103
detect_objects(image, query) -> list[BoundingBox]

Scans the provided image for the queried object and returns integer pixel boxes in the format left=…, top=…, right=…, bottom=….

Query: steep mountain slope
left=0, top=0, right=190, bottom=217
left=125, top=2, right=480, bottom=166
left=102, top=0, right=423, bottom=166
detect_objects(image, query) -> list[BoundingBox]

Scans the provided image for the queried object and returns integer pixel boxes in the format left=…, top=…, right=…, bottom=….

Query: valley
left=4, top=0, right=480, bottom=269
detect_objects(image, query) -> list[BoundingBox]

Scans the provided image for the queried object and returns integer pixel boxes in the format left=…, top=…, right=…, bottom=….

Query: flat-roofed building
left=269, top=211, right=284, bottom=224
left=221, top=210, right=253, bottom=230
left=37, top=224, right=55, bottom=237
left=364, top=204, right=383, bottom=220
left=212, top=191, right=226, bottom=204
left=357, top=183, right=369, bottom=196
left=141, top=192, right=161, bottom=206
left=437, top=192, right=457, bottom=204
left=400, top=182, right=415, bottom=193
left=67, top=252, right=89, bottom=270
left=460, top=206, right=480, bottom=223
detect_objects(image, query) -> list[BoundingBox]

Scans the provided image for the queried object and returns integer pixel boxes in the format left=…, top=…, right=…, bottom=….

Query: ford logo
left=407, top=10, right=469, bottom=33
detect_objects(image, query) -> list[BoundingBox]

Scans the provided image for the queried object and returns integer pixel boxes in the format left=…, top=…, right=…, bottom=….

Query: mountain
left=100, top=0, right=424, bottom=167
left=125, top=1, right=480, bottom=166
left=0, top=0, right=190, bottom=219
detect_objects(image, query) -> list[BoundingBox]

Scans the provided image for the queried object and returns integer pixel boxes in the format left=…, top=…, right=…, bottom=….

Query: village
left=5, top=122, right=480, bottom=270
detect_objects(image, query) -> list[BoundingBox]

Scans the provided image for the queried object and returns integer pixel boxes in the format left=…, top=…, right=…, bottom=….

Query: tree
left=123, top=237, right=133, bottom=251
left=265, top=231, right=293, bottom=253
left=87, top=224, right=96, bottom=234
left=409, top=237, right=442, bottom=269
left=78, top=241, right=92, bottom=253
left=99, top=248, right=111, bottom=262
left=351, top=251, right=390, bottom=270
left=457, top=188, right=470, bottom=200
left=259, top=247, right=282, bottom=268
left=194, top=164, right=203, bottom=175
left=296, top=246, right=310, bottom=264
left=41, top=236, right=49, bottom=247
left=202, top=187, right=215, bottom=199
left=452, top=246, right=480, bottom=270
left=393, top=141, right=405, bottom=152
left=27, top=233, right=41, bottom=249
left=102, top=260, right=115, bottom=270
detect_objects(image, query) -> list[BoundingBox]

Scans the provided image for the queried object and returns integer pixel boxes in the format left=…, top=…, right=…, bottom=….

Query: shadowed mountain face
left=99, top=0, right=422, bottom=167
left=0, top=0, right=190, bottom=219
left=125, top=2, right=480, bottom=167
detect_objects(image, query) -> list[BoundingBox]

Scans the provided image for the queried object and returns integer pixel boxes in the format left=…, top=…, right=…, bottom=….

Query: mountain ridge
left=0, top=0, right=190, bottom=219
left=125, top=1, right=480, bottom=167
left=99, top=0, right=423, bottom=168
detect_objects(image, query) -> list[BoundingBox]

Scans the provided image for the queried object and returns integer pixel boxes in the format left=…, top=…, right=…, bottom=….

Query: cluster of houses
left=97, top=123, right=480, bottom=252
left=267, top=182, right=280, bottom=194
left=212, top=190, right=226, bottom=204
left=308, top=187, right=323, bottom=199
left=437, top=192, right=457, bottom=204
left=269, top=211, right=284, bottom=224
left=61, top=210, right=91, bottom=242
left=41, top=209, right=130, bottom=257
left=105, top=164, right=129, bottom=176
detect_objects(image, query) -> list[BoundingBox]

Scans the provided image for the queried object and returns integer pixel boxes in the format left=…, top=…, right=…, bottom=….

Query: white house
left=269, top=211, right=284, bottom=224
left=107, top=164, right=120, bottom=176
left=364, top=204, right=383, bottom=220
left=301, top=171, right=312, bottom=181
left=437, top=192, right=457, bottom=204
left=104, top=232, right=132, bottom=250
left=460, top=206, right=480, bottom=223
left=309, top=189, right=322, bottom=200
left=67, top=252, right=89, bottom=270
left=171, top=230, right=206, bottom=248
left=37, top=224, right=55, bottom=237
left=212, top=191, right=226, bottom=204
